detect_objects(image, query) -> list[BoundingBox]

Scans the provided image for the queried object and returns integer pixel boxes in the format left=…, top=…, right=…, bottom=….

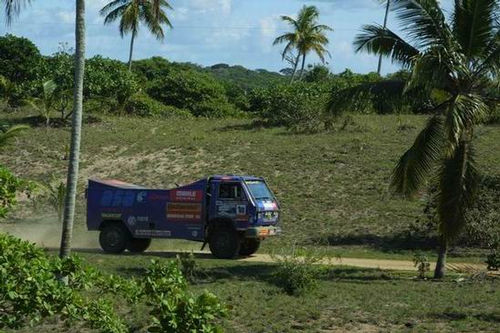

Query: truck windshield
left=245, top=181, right=274, bottom=200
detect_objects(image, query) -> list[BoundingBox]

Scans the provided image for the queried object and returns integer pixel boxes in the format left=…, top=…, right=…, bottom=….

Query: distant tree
left=304, top=64, right=331, bottom=82
left=0, top=34, right=42, bottom=83
left=100, top=0, right=173, bottom=70
left=353, top=0, right=499, bottom=278
left=273, top=5, right=333, bottom=82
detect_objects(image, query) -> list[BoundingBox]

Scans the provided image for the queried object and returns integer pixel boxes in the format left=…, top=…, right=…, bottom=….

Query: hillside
left=2, top=111, right=499, bottom=255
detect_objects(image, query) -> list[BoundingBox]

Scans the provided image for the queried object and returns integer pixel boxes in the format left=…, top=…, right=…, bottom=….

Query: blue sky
left=0, top=0, right=453, bottom=75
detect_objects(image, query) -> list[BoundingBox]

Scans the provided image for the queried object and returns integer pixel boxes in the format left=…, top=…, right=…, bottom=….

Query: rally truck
left=86, top=175, right=281, bottom=259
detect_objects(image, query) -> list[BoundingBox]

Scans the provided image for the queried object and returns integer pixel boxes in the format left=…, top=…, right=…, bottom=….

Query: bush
left=0, top=34, right=43, bottom=84
left=415, top=176, right=500, bottom=249
left=0, top=234, right=127, bottom=331
left=0, top=165, right=31, bottom=218
left=272, top=248, right=323, bottom=295
left=144, top=260, right=226, bottom=332
left=413, top=252, right=430, bottom=279
left=124, top=93, right=192, bottom=118
left=249, top=82, right=331, bottom=132
left=0, top=234, right=226, bottom=332
left=147, top=68, right=238, bottom=118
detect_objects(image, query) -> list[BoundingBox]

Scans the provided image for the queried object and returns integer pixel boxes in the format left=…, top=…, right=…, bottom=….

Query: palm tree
left=273, top=5, right=333, bottom=82
left=353, top=0, right=499, bottom=278
left=100, top=0, right=173, bottom=71
left=377, top=0, right=391, bottom=75
left=2, top=0, right=87, bottom=260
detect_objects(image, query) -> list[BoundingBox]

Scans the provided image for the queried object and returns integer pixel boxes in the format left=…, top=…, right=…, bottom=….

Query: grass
left=1, top=110, right=499, bottom=260
left=1, top=110, right=500, bottom=332
left=9, top=250, right=497, bottom=333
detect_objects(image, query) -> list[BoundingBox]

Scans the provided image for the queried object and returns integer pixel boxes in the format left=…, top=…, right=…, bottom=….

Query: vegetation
left=350, top=0, right=500, bottom=278
left=0, top=233, right=226, bottom=332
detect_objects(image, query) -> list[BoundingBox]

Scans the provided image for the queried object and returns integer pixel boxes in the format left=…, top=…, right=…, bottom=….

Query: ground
left=1, top=111, right=499, bottom=332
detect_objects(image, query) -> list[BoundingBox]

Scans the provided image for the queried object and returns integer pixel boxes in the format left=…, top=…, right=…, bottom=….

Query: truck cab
left=86, top=175, right=281, bottom=259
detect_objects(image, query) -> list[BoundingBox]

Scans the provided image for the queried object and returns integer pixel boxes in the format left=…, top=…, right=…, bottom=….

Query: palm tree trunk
left=128, top=33, right=135, bottom=71
left=59, top=0, right=86, bottom=259
left=289, top=53, right=301, bottom=83
left=377, top=0, right=390, bottom=75
left=434, top=236, right=447, bottom=279
left=299, top=53, right=306, bottom=79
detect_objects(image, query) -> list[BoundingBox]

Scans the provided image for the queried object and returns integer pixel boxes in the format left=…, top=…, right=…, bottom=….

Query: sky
left=0, top=0, right=453, bottom=75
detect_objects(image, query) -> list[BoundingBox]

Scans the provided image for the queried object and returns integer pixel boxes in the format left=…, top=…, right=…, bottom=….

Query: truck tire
left=99, top=224, right=130, bottom=254
left=127, top=238, right=151, bottom=253
left=209, top=225, right=240, bottom=259
left=239, top=239, right=261, bottom=256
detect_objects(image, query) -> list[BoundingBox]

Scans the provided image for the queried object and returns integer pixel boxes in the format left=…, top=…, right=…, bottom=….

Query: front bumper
left=244, top=226, right=281, bottom=239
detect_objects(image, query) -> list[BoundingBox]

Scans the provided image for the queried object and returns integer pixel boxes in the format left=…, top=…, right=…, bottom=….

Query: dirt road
left=240, top=253, right=488, bottom=273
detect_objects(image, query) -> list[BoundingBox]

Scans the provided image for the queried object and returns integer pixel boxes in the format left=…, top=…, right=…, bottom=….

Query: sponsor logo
left=101, top=212, right=122, bottom=220
left=100, top=190, right=135, bottom=207
left=136, top=191, right=147, bottom=203
left=134, top=230, right=171, bottom=237
left=170, top=189, right=203, bottom=202
left=166, top=203, right=202, bottom=221
left=127, top=216, right=136, bottom=226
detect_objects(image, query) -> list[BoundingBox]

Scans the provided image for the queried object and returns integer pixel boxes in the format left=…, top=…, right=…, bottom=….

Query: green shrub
left=272, top=248, right=323, bottom=295
left=413, top=252, right=430, bottom=279
left=124, top=93, right=192, bottom=118
left=145, top=260, right=226, bottom=332
left=147, top=68, right=238, bottom=118
left=249, top=82, right=331, bottom=132
left=486, top=249, right=499, bottom=271
left=0, top=165, right=30, bottom=218
left=0, top=234, right=226, bottom=332
left=0, top=34, right=43, bottom=84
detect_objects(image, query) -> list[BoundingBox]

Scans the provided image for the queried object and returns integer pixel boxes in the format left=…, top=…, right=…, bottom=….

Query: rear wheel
left=239, top=239, right=261, bottom=256
left=127, top=238, right=151, bottom=253
left=209, top=225, right=240, bottom=259
left=99, top=224, right=130, bottom=254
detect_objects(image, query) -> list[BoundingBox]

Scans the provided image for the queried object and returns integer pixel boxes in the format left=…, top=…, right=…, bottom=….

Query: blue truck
left=86, top=175, right=281, bottom=258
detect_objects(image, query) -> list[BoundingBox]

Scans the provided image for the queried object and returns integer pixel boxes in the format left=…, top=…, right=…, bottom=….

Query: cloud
left=56, top=10, right=74, bottom=24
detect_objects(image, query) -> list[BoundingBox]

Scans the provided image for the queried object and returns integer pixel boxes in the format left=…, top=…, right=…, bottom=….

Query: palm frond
left=354, top=24, right=420, bottom=68
left=390, top=114, right=445, bottom=197
left=3, top=0, right=30, bottom=25
left=443, top=93, right=488, bottom=154
left=100, top=0, right=126, bottom=16
left=392, top=0, right=453, bottom=49
left=437, top=140, right=480, bottom=241
left=452, top=0, right=499, bottom=60
left=0, top=124, right=29, bottom=148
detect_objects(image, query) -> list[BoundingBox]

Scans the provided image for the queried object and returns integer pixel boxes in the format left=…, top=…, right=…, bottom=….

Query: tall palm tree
left=100, top=0, right=173, bottom=71
left=377, top=0, right=391, bottom=75
left=353, top=0, right=499, bottom=278
left=2, top=0, right=87, bottom=260
left=273, top=5, right=333, bottom=82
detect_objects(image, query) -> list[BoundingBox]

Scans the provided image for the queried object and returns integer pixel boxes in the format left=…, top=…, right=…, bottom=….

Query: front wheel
left=209, top=225, right=240, bottom=259
left=127, top=238, right=151, bottom=253
left=239, top=239, right=261, bottom=256
left=99, top=224, right=130, bottom=254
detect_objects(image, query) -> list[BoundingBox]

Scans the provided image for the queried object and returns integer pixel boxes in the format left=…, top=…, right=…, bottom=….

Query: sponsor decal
left=136, top=191, right=147, bottom=203
left=101, top=212, right=122, bottom=220
left=192, top=230, right=198, bottom=237
left=170, top=189, right=203, bottom=202
left=262, top=201, right=278, bottom=210
left=166, top=202, right=202, bottom=221
left=127, top=216, right=136, bottom=226
left=237, top=205, right=246, bottom=215
left=135, top=230, right=171, bottom=237
left=100, top=190, right=135, bottom=207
